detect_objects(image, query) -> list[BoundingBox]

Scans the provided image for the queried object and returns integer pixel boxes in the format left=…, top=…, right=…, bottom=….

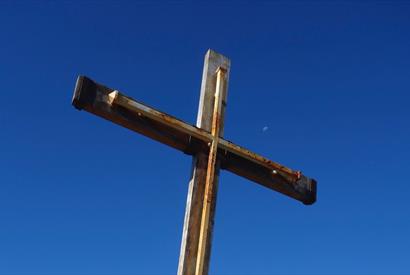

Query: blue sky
left=1, top=1, right=410, bottom=274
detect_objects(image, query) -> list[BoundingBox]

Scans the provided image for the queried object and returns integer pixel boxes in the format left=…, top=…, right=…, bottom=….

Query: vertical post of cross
left=178, top=50, right=230, bottom=275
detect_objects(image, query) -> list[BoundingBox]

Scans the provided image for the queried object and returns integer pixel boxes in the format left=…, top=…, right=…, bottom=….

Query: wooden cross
left=72, top=49, right=317, bottom=274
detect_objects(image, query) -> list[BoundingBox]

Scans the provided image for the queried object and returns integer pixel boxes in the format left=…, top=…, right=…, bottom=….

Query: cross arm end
left=72, top=75, right=98, bottom=111
left=296, top=176, right=317, bottom=205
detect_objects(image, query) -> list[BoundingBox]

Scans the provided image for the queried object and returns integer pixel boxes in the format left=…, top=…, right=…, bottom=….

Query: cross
left=72, top=49, right=317, bottom=274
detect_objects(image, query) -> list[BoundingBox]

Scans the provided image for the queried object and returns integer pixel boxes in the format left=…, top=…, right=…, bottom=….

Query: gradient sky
left=1, top=1, right=410, bottom=274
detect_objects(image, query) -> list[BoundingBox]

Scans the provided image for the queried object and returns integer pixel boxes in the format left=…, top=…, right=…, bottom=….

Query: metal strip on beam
left=195, top=67, right=226, bottom=274
left=109, top=92, right=300, bottom=183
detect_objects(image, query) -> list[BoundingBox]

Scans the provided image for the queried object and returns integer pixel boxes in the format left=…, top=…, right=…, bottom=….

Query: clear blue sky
left=1, top=1, right=409, bottom=274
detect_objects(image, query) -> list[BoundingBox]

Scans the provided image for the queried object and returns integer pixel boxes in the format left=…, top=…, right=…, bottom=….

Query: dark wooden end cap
left=72, top=75, right=97, bottom=110
left=302, top=178, right=317, bottom=205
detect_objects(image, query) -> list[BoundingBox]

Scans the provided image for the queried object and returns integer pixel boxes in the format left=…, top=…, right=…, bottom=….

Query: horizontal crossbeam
left=72, top=76, right=316, bottom=204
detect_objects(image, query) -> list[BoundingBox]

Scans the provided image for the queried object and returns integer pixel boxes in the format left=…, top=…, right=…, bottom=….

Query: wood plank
left=72, top=72, right=316, bottom=205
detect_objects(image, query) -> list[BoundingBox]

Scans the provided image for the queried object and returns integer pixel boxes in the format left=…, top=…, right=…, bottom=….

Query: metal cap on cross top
left=71, top=49, right=317, bottom=275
